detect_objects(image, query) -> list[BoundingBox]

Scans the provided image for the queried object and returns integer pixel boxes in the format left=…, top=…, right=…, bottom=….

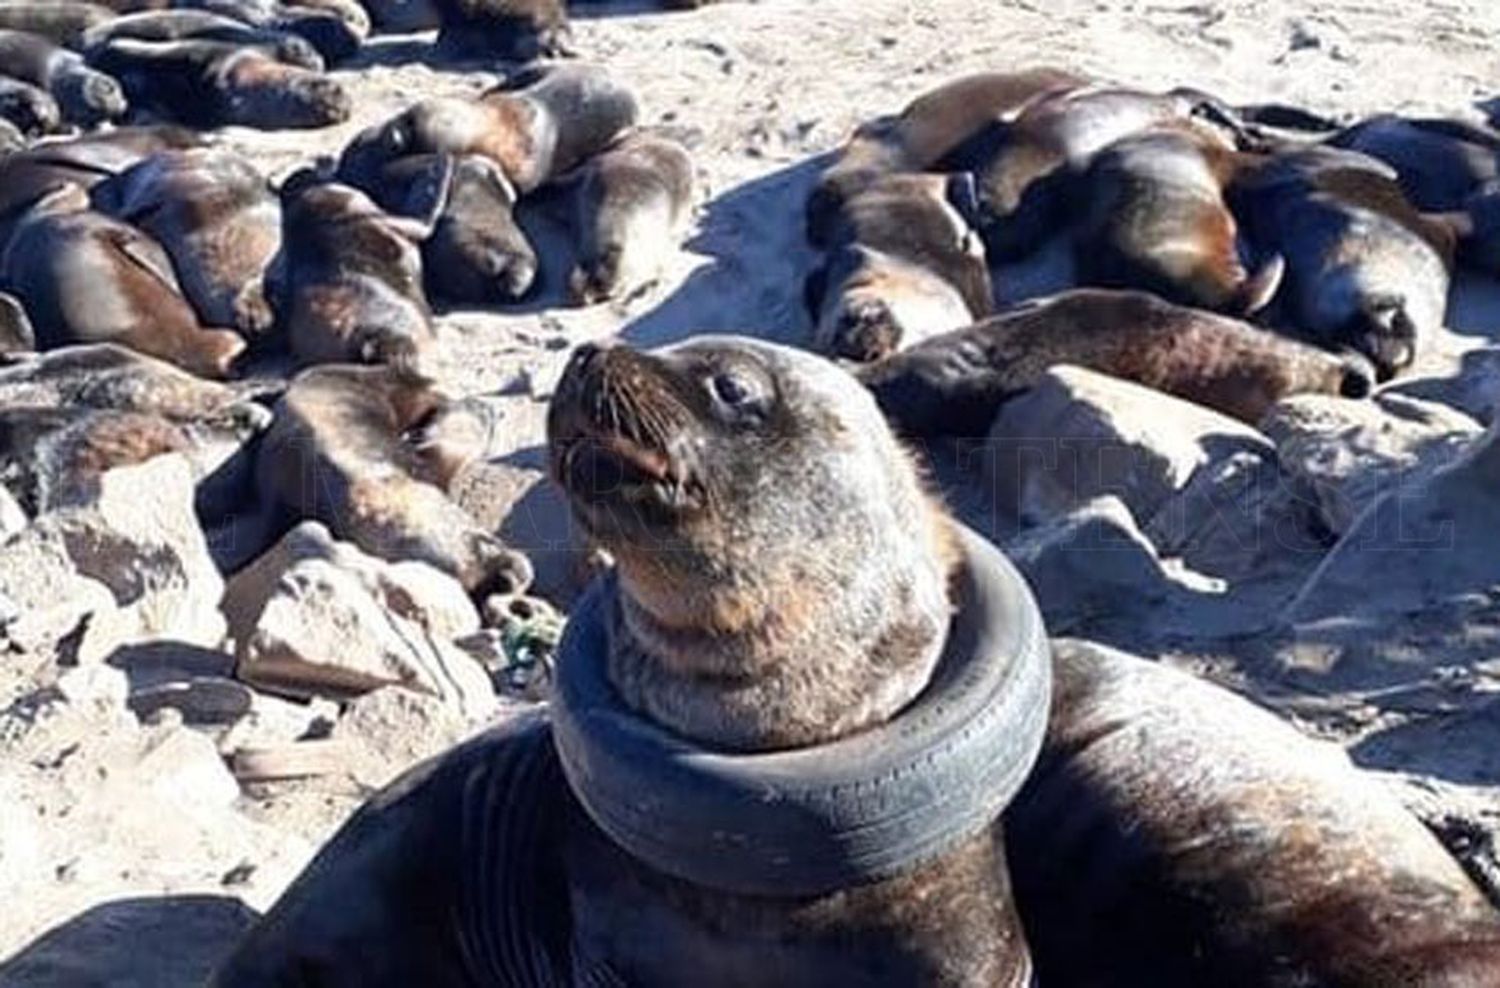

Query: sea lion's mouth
left=547, top=343, right=705, bottom=524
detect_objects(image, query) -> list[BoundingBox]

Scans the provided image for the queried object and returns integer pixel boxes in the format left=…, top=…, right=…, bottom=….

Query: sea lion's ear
left=943, top=171, right=983, bottom=231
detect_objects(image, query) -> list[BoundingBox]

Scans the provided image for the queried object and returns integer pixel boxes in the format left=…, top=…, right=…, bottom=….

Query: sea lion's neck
left=605, top=539, right=952, bottom=753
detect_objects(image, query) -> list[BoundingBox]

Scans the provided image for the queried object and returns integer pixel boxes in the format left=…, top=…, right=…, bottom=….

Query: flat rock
left=983, top=365, right=1272, bottom=527
left=1386, top=345, right=1500, bottom=425
left=1290, top=421, right=1500, bottom=623
left=1263, top=393, right=1481, bottom=536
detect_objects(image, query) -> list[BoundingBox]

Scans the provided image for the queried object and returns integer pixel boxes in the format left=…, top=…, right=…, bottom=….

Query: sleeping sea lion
left=91, top=146, right=282, bottom=338
left=0, top=3, right=114, bottom=49
left=80, top=9, right=325, bottom=70
left=0, top=27, right=126, bottom=125
left=88, top=37, right=349, bottom=129
left=858, top=287, right=1373, bottom=435
left=0, top=183, right=245, bottom=378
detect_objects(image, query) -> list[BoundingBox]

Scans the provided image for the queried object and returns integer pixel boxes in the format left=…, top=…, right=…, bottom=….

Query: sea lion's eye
left=710, top=372, right=753, bottom=407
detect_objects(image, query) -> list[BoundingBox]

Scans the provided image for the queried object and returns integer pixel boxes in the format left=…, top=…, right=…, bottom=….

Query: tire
left=550, top=522, right=1051, bottom=898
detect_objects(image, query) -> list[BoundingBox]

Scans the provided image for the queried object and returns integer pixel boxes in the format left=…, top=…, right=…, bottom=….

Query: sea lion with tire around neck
left=211, top=335, right=1500, bottom=987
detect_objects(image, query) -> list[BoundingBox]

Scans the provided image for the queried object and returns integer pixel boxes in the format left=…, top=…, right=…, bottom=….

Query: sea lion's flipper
left=105, top=226, right=184, bottom=293
left=1236, top=253, right=1284, bottom=316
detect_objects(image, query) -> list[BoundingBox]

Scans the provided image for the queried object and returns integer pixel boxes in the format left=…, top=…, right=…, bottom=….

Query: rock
left=215, top=692, right=337, bottom=757
left=0, top=484, right=26, bottom=541
left=1290, top=421, right=1500, bottom=622
left=128, top=677, right=256, bottom=727
left=1263, top=393, right=1481, bottom=536
left=1004, top=496, right=1212, bottom=631
left=982, top=366, right=1272, bottom=527
left=1144, top=446, right=1327, bottom=582
left=1387, top=346, right=1500, bottom=425
left=328, top=686, right=480, bottom=789
left=56, top=663, right=130, bottom=711
left=3, top=455, right=227, bottom=653
left=137, top=723, right=240, bottom=810
left=229, top=741, right=355, bottom=783
left=227, top=523, right=495, bottom=720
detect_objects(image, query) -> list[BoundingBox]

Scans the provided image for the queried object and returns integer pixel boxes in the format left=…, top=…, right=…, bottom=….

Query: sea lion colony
left=0, top=1, right=1497, bottom=985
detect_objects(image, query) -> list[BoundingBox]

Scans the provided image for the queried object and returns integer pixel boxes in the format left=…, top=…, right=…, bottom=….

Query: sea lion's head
left=221, top=54, right=351, bottom=129
left=0, top=82, right=59, bottom=136
left=548, top=336, right=955, bottom=751
left=56, top=68, right=128, bottom=127
left=424, top=155, right=538, bottom=303
left=808, top=246, right=975, bottom=363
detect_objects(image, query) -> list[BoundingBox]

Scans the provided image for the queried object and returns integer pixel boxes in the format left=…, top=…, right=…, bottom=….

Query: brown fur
left=1312, top=166, right=1459, bottom=267
left=256, top=364, right=531, bottom=597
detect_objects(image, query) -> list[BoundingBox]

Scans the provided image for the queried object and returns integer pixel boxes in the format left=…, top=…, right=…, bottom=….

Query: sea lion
left=0, top=183, right=246, bottom=378
left=354, top=151, right=539, bottom=306
left=0, top=115, right=20, bottom=155
left=431, top=0, right=567, bottom=60
left=0, top=290, right=34, bottom=353
left=809, top=67, right=1088, bottom=236
left=268, top=176, right=435, bottom=371
left=0, top=3, right=114, bottom=49
left=1073, top=120, right=1283, bottom=314
left=91, top=146, right=282, bottom=338
left=939, top=84, right=1252, bottom=260
left=1328, top=114, right=1500, bottom=275
left=805, top=171, right=992, bottom=362
left=88, top=38, right=349, bottom=129
left=0, top=124, right=204, bottom=227
left=0, top=28, right=126, bottom=125
left=80, top=9, right=325, bottom=70
left=337, top=62, right=638, bottom=197
left=1232, top=156, right=1456, bottom=381
left=1008, top=639, right=1500, bottom=986
left=359, top=0, right=436, bottom=32
left=858, top=288, right=1373, bottom=436
left=253, top=362, right=533, bottom=597
left=215, top=335, right=1047, bottom=986
left=0, top=75, right=60, bottom=135
left=567, top=131, right=693, bottom=305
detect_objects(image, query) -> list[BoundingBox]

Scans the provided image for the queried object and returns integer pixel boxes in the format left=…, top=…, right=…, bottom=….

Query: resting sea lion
left=431, top=0, right=567, bottom=59
left=268, top=176, right=434, bottom=371
left=337, top=62, right=638, bottom=196
left=806, top=171, right=991, bottom=361
left=88, top=38, right=350, bottom=129
left=809, top=67, right=1088, bottom=235
left=1008, top=639, right=1500, bottom=986
left=91, top=147, right=282, bottom=338
left=253, top=362, right=533, bottom=597
left=80, top=9, right=325, bottom=70
left=940, top=84, right=1251, bottom=260
left=0, top=28, right=126, bottom=125
left=0, top=3, right=114, bottom=49
left=1073, top=120, right=1283, bottom=314
left=0, top=184, right=245, bottom=378
left=0, top=75, right=60, bottom=135
left=1232, top=157, right=1456, bottom=381
left=567, top=131, right=693, bottom=305
left=1329, top=114, right=1500, bottom=275
left=359, top=0, right=436, bottom=32
left=858, top=288, right=1373, bottom=435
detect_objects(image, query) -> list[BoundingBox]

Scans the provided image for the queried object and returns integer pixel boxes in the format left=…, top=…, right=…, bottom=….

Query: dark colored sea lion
left=80, top=9, right=325, bottom=70
left=91, top=146, right=282, bottom=338
left=806, top=171, right=991, bottom=362
left=858, top=288, right=1373, bottom=435
left=337, top=62, right=638, bottom=196
left=0, top=75, right=61, bottom=135
left=87, top=37, right=350, bottom=129
left=0, top=3, right=114, bottom=49
left=431, top=0, right=568, bottom=60
left=0, top=27, right=126, bottom=125
left=1232, top=154, right=1455, bottom=380
left=1073, top=119, right=1284, bottom=314
left=253, top=362, right=534, bottom=597
left=1007, top=639, right=1500, bottom=987
left=0, top=183, right=246, bottom=378
left=267, top=175, right=435, bottom=371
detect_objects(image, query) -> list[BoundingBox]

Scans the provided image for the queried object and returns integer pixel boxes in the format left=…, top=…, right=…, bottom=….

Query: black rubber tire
left=550, top=523, right=1052, bottom=898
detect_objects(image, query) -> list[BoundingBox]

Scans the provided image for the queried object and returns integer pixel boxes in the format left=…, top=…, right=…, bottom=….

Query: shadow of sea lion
left=621, top=154, right=824, bottom=349
left=0, top=895, right=259, bottom=988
